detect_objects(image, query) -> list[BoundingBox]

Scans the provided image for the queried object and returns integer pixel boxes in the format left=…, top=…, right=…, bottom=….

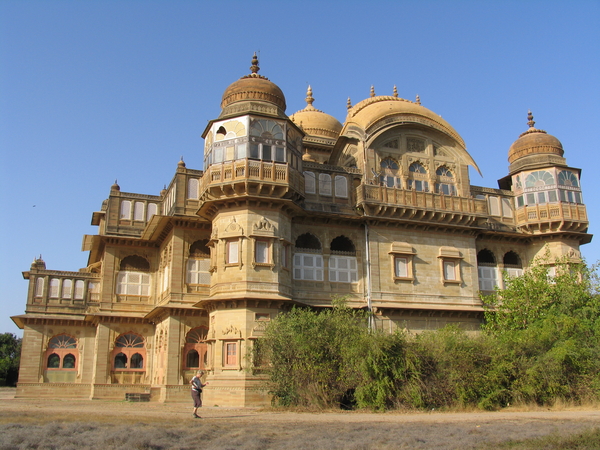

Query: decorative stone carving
left=222, top=325, right=241, bottom=337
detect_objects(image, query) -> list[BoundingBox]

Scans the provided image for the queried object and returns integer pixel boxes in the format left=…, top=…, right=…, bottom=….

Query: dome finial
left=415, top=94, right=421, bottom=105
left=527, top=110, right=535, bottom=129
left=370, top=85, right=375, bottom=97
left=250, top=52, right=260, bottom=75
left=393, top=85, right=398, bottom=98
left=305, top=85, right=314, bottom=107
left=347, top=97, right=352, bottom=110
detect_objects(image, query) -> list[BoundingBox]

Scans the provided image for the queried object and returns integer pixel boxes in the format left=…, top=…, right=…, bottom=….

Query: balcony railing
left=27, top=271, right=101, bottom=310
left=357, top=184, right=487, bottom=216
left=516, top=203, right=588, bottom=228
left=199, top=159, right=304, bottom=197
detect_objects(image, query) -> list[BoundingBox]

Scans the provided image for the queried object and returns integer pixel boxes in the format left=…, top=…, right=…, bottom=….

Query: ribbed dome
left=508, top=111, right=563, bottom=164
left=220, top=54, right=286, bottom=111
left=346, top=88, right=466, bottom=148
left=290, top=86, right=342, bottom=140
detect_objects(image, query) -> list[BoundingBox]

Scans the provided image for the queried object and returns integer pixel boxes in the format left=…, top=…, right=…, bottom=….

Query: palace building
left=12, top=55, right=591, bottom=406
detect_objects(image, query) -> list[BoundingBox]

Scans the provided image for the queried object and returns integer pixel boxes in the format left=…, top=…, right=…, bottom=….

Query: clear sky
left=1, top=0, right=599, bottom=335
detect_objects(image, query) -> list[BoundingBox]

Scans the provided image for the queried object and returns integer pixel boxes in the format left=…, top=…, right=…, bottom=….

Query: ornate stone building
left=12, top=55, right=591, bottom=406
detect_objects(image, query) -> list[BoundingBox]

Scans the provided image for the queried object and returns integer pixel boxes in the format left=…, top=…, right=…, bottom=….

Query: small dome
left=289, top=86, right=342, bottom=139
left=221, top=53, right=286, bottom=111
left=508, top=111, right=563, bottom=164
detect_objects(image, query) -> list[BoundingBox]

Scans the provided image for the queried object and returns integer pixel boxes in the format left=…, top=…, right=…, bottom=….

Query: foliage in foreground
left=256, top=261, right=600, bottom=410
left=0, top=332, right=21, bottom=386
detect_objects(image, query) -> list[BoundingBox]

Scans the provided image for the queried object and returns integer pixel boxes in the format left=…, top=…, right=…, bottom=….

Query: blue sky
left=1, top=0, right=599, bottom=335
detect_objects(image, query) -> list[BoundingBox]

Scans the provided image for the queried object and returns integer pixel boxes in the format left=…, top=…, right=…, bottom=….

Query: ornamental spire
left=415, top=94, right=421, bottom=105
left=306, top=85, right=315, bottom=107
left=527, top=110, right=535, bottom=129
left=347, top=97, right=352, bottom=110
left=393, top=85, right=398, bottom=98
left=370, top=85, right=375, bottom=97
left=250, top=52, right=260, bottom=75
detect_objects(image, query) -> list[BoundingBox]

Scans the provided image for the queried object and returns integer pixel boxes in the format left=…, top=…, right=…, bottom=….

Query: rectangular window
left=225, top=146, right=235, bottom=161
left=262, top=145, right=272, bottom=161
left=329, top=256, right=358, bottom=283
left=255, top=240, right=269, bottom=264
left=526, top=193, right=536, bottom=205
left=236, top=143, right=247, bottom=159
left=501, top=198, right=513, bottom=217
left=275, top=147, right=285, bottom=162
left=304, top=171, right=316, bottom=194
left=214, top=146, right=224, bottom=163
left=224, top=342, right=237, bottom=367
left=548, top=190, right=558, bottom=203
left=293, top=253, right=324, bottom=281
left=517, top=195, right=524, bottom=207
left=35, top=277, right=45, bottom=297
left=116, top=272, right=151, bottom=296
left=227, top=241, right=239, bottom=264
left=394, top=257, right=408, bottom=278
left=250, top=143, right=260, bottom=159
left=187, top=259, right=211, bottom=285
left=478, top=266, right=498, bottom=291
left=537, top=191, right=546, bottom=204
left=282, top=244, right=290, bottom=269
left=187, top=179, right=199, bottom=200
left=488, top=196, right=500, bottom=216
left=147, top=203, right=158, bottom=220
left=443, top=260, right=457, bottom=281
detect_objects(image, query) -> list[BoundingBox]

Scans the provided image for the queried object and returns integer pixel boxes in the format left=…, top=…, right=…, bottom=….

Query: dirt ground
left=0, top=388, right=599, bottom=449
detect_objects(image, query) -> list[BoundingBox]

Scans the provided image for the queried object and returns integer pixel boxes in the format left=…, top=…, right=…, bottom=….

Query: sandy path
left=0, top=389, right=598, bottom=449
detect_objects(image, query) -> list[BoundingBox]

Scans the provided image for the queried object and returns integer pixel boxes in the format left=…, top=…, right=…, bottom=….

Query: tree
left=0, top=333, right=22, bottom=386
left=482, top=259, right=600, bottom=405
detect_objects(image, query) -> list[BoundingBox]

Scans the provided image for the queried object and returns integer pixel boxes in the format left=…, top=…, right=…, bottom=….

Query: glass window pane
left=275, top=147, right=285, bottom=162
left=262, top=145, right=272, bottom=161
left=250, top=143, right=260, bottom=159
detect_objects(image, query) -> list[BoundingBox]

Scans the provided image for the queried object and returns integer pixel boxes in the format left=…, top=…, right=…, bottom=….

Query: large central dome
left=220, top=54, right=286, bottom=111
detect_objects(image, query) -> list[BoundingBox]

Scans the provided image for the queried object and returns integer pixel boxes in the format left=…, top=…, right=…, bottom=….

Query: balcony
left=516, top=202, right=588, bottom=233
left=198, top=160, right=305, bottom=212
left=24, top=270, right=101, bottom=315
left=356, top=184, right=488, bottom=226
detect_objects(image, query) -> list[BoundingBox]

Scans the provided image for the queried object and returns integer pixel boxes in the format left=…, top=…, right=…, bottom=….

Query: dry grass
left=0, top=389, right=599, bottom=450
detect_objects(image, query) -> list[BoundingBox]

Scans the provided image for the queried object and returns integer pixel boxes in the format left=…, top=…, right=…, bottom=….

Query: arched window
left=45, top=334, right=78, bottom=370
left=503, top=251, right=523, bottom=278
left=329, top=236, right=358, bottom=283
left=319, top=174, right=332, bottom=196
left=250, top=119, right=284, bottom=139
left=120, top=200, right=131, bottom=219
left=183, top=327, right=208, bottom=370
left=477, top=249, right=498, bottom=291
left=61, top=279, right=72, bottom=298
left=407, top=162, right=429, bottom=192
left=294, top=233, right=323, bottom=281
left=435, top=166, right=456, bottom=195
left=35, top=277, right=45, bottom=297
left=187, top=240, right=211, bottom=285
left=146, top=203, right=158, bottom=220
left=49, top=278, right=60, bottom=298
left=525, top=170, right=555, bottom=187
left=335, top=175, right=348, bottom=198
left=112, top=332, right=145, bottom=371
left=116, top=256, right=151, bottom=297
left=133, top=202, right=145, bottom=221
left=47, top=353, right=60, bottom=368
left=74, top=280, right=85, bottom=300
left=304, top=171, right=316, bottom=194
left=380, top=158, right=400, bottom=188
left=558, top=170, right=579, bottom=187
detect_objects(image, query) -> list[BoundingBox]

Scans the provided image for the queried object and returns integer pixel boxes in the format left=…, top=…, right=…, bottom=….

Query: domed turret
left=219, top=53, right=286, bottom=118
left=508, top=111, right=564, bottom=164
left=290, top=86, right=342, bottom=140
